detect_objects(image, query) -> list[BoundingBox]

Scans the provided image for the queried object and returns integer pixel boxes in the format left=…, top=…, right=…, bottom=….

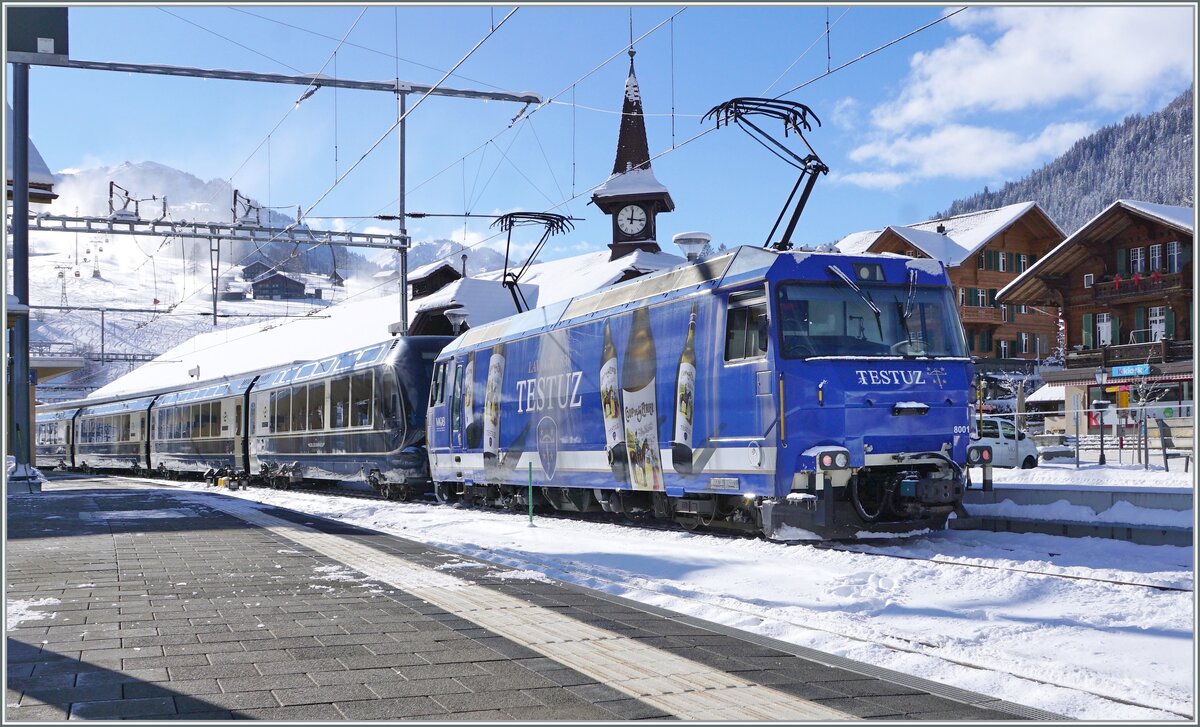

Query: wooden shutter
left=1135, top=307, right=1146, bottom=343
left=1116, top=250, right=1127, bottom=276
left=1082, top=313, right=1094, bottom=348
left=1111, top=315, right=1121, bottom=346
left=988, top=288, right=998, bottom=306
left=1166, top=307, right=1176, bottom=339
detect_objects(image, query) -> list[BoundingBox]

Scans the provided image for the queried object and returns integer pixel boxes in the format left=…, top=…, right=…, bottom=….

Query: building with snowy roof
left=997, top=199, right=1193, bottom=437
left=5, top=102, right=56, bottom=204
left=834, top=202, right=1066, bottom=362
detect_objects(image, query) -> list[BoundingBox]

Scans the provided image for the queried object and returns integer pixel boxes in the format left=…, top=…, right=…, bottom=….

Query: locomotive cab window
left=725, top=290, right=768, bottom=362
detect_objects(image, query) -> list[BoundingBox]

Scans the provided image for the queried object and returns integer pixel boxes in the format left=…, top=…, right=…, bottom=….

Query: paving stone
left=216, top=673, right=316, bottom=692
left=68, top=697, right=177, bottom=719
left=335, top=695, right=446, bottom=719
left=272, top=684, right=377, bottom=706
left=432, top=688, right=542, bottom=712
left=236, top=703, right=345, bottom=720
left=594, top=697, right=675, bottom=720
left=123, top=678, right=222, bottom=699
left=2, top=704, right=71, bottom=721
left=175, top=690, right=280, bottom=712
left=19, top=684, right=123, bottom=706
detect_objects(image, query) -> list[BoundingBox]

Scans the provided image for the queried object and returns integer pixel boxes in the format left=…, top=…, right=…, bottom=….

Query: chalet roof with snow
left=997, top=199, right=1194, bottom=305
left=834, top=202, right=1063, bottom=267
left=5, top=102, right=57, bottom=204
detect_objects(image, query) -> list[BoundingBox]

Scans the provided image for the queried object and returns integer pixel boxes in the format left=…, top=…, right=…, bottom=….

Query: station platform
left=6, top=477, right=1059, bottom=721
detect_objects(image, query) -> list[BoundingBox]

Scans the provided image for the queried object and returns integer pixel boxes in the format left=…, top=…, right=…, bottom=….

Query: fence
left=974, top=404, right=1194, bottom=470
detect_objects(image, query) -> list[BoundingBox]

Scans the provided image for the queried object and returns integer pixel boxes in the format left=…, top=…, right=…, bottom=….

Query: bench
left=1152, top=417, right=1193, bottom=472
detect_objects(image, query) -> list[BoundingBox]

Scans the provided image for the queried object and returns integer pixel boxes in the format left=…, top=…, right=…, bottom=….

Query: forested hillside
left=936, top=87, right=1193, bottom=231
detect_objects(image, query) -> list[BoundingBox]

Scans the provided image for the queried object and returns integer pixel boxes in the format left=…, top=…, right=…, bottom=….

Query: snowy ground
left=95, top=473, right=1195, bottom=722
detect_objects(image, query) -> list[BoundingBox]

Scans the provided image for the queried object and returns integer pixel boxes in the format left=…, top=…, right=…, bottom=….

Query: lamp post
left=1093, top=369, right=1110, bottom=466
left=445, top=308, right=470, bottom=336
left=673, top=232, right=711, bottom=262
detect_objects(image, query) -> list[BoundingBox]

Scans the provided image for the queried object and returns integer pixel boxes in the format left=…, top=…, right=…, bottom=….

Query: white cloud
left=830, top=170, right=907, bottom=190
left=875, top=7, right=1194, bottom=131
left=848, top=121, right=1094, bottom=182
left=829, top=97, right=861, bottom=130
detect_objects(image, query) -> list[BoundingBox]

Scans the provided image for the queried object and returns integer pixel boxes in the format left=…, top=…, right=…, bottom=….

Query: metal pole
left=1098, top=408, right=1106, bottom=466
left=527, top=461, right=535, bottom=527
left=100, top=309, right=106, bottom=361
left=1074, top=405, right=1080, bottom=468
left=397, top=92, right=408, bottom=336
left=10, top=62, right=34, bottom=475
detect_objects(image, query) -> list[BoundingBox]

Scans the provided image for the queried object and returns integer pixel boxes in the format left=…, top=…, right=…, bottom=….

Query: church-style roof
left=591, top=51, right=674, bottom=211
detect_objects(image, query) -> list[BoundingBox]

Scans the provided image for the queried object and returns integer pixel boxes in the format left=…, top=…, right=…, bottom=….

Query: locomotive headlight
left=967, top=445, right=992, bottom=465
left=818, top=449, right=849, bottom=470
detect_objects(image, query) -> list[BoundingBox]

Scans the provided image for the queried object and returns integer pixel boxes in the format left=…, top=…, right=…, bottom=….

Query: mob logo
left=537, top=416, right=558, bottom=479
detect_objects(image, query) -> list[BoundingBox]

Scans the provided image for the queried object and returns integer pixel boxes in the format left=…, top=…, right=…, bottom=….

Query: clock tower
left=591, top=48, right=674, bottom=261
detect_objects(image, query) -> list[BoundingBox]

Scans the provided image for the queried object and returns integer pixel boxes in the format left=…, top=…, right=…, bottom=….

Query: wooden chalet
left=997, top=200, right=1193, bottom=432
left=836, top=202, right=1065, bottom=361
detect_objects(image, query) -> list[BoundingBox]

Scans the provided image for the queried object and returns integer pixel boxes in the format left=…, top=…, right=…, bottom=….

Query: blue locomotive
left=427, top=247, right=989, bottom=538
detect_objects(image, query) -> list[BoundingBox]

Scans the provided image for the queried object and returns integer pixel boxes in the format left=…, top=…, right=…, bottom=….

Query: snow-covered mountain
left=18, top=161, right=512, bottom=398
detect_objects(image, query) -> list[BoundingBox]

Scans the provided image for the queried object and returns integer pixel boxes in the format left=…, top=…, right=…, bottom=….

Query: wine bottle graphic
left=463, top=352, right=481, bottom=449
left=600, top=320, right=628, bottom=481
left=483, top=343, right=505, bottom=472
left=672, top=303, right=698, bottom=474
left=621, top=307, right=663, bottom=491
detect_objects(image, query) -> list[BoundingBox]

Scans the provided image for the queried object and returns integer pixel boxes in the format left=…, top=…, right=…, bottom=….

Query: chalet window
left=998, top=253, right=1008, bottom=272
left=1167, top=241, right=1182, bottom=273
left=958, top=288, right=965, bottom=307
left=1001, top=304, right=1009, bottom=323
left=1129, top=247, right=1145, bottom=274
left=1018, top=304, right=1028, bottom=315
left=1096, top=312, right=1112, bottom=347
left=999, top=340, right=1009, bottom=358
left=977, top=253, right=985, bottom=270
left=1150, top=243, right=1163, bottom=272
left=1019, top=332, right=1030, bottom=354
left=1150, top=306, right=1166, bottom=342
left=1083, top=273, right=1094, bottom=288
left=1017, top=253, right=1028, bottom=273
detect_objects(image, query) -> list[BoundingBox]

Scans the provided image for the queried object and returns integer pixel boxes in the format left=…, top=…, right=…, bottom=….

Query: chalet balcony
left=1064, top=338, right=1193, bottom=369
left=1091, top=271, right=1187, bottom=303
left=958, top=305, right=1002, bottom=325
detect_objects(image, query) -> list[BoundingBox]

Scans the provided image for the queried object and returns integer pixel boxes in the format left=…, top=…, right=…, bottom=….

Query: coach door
left=449, top=360, right=466, bottom=452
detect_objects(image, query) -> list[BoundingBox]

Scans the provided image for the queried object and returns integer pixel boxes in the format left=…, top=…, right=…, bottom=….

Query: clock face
left=616, top=205, right=648, bottom=236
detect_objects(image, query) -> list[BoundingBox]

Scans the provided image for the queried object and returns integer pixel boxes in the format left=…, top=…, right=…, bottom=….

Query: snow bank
left=967, top=498, right=1193, bottom=529
left=5, top=456, right=45, bottom=484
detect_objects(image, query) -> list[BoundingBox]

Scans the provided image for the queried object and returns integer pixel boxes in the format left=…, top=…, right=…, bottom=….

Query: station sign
left=6, top=7, right=69, bottom=66
left=1111, top=363, right=1151, bottom=378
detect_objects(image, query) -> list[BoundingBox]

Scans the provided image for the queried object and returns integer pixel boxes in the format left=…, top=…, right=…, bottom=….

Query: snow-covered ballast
left=427, top=246, right=991, bottom=539
left=149, top=376, right=256, bottom=480
left=248, top=335, right=451, bottom=498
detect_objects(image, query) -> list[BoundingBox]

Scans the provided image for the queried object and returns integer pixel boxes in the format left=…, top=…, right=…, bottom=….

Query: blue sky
left=11, top=4, right=1195, bottom=262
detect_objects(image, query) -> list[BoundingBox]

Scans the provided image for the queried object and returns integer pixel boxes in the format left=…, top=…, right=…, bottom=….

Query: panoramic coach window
left=330, top=376, right=351, bottom=429
left=308, top=382, right=325, bottom=430
left=292, top=386, right=308, bottom=432
left=725, top=291, right=768, bottom=362
left=352, top=371, right=373, bottom=427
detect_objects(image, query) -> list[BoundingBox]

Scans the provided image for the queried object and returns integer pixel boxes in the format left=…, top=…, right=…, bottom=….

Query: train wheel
left=434, top=482, right=458, bottom=505
left=380, top=481, right=395, bottom=500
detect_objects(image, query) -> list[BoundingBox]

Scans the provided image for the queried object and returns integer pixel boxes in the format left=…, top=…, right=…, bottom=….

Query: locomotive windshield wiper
left=826, top=265, right=882, bottom=338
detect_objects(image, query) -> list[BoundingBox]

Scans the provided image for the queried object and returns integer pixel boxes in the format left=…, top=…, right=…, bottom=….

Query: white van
left=972, top=416, right=1040, bottom=469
